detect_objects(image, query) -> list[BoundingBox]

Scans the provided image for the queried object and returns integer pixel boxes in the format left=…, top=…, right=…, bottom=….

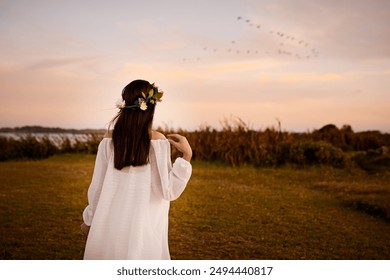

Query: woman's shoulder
left=99, top=137, right=113, bottom=150
left=151, top=130, right=167, bottom=140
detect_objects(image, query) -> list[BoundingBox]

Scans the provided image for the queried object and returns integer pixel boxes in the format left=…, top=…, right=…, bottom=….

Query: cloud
left=206, top=59, right=282, bottom=73
left=25, top=56, right=103, bottom=71
left=269, top=72, right=343, bottom=83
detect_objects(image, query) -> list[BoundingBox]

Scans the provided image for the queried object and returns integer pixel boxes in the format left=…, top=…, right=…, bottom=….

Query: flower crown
left=116, top=84, right=163, bottom=111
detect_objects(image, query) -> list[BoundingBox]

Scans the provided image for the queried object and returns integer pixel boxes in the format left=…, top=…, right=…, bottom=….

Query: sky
left=0, top=0, right=389, bottom=132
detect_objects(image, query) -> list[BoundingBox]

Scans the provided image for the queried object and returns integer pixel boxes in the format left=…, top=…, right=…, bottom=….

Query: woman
left=81, top=79, right=192, bottom=259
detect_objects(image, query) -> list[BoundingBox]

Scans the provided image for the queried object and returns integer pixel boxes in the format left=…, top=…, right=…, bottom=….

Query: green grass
left=0, top=155, right=389, bottom=259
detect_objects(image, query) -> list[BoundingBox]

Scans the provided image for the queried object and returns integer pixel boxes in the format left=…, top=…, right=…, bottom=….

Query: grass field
left=0, top=154, right=389, bottom=259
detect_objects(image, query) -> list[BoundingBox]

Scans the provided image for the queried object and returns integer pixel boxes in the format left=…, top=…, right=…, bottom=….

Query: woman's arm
left=150, top=136, right=192, bottom=201
left=167, top=134, right=192, bottom=162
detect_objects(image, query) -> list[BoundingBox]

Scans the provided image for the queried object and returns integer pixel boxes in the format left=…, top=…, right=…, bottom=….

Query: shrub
left=0, top=137, right=21, bottom=160
left=1, top=123, right=387, bottom=171
left=86, top=134, right=101, bottom=154
left=18, top=136, right=56, bottom=159
left=289, top=141, right=348, bottom=167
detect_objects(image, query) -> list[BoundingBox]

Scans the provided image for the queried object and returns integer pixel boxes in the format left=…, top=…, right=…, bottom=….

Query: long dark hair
left=111, top=80, right=156, bottom=170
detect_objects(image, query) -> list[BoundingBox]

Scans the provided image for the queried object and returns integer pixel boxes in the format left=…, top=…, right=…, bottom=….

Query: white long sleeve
left=150, top=139, right=192, bottom=201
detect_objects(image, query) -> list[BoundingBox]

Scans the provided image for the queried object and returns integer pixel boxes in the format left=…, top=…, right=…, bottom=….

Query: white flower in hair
left=139, top=98, right=148, bottom=111
left=115, top=99, right=126, bottom=109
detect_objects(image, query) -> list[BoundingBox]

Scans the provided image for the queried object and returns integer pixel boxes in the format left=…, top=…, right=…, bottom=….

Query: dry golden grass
left=0, top=155, right=389, bottom=259
left=169, top=162, right=390, bottom=259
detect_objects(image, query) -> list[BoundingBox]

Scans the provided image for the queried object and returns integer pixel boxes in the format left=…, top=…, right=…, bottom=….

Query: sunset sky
left=1, top=0, right=389, bottom=132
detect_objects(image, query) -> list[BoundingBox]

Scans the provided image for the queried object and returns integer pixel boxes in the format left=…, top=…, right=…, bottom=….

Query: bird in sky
left=182, top=16, right=319, bottom=63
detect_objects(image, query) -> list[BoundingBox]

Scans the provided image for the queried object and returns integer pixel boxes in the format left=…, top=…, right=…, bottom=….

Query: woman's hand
left=167, top=134, right=192, bottom=162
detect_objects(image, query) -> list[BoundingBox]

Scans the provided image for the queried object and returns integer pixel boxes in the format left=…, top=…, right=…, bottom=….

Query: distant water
left=0, top=132, right=95, bottom=148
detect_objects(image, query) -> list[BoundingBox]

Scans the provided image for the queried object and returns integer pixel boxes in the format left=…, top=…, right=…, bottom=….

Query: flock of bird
left=181, top=16, right=320, bottom=63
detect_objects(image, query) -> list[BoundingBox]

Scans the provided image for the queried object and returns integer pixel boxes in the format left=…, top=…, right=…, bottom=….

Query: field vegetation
left=1, top=121, right=389, bottom=172
left=0, top=122, right=389, bottom=259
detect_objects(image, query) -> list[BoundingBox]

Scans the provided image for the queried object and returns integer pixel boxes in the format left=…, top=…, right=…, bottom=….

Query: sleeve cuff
left=82, top=207, right=92, bottom=226
left=173, top=157, right=192, bottom=180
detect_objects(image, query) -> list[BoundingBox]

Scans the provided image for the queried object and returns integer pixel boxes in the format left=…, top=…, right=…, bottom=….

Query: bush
left=19, top=136, right=58, bottom=159
left=0, top=137, right=21, bottom=160
left=1, top=124, right=387, bottom=171
left=167, top=121, right=350, bottom=168
left=0, top=134, right=100, bottom=161
left=289, top=141, right=348, bottom=167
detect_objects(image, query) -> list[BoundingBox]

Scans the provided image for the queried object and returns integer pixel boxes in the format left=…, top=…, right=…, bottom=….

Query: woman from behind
left=81, top=79, right=192, bottom=259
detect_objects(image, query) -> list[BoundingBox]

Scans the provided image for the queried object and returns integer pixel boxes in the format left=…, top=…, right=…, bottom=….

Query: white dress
left=82, top=138, right=192, bottom=260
